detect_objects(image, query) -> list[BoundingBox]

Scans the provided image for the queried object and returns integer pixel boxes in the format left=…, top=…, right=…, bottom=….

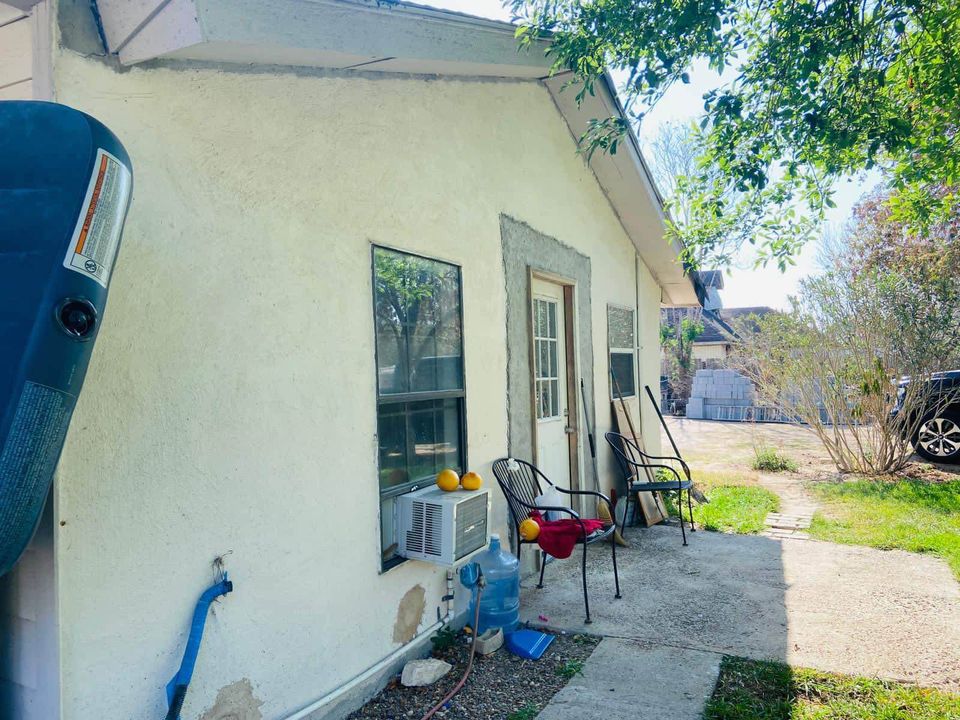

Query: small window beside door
left=608, top=305, right=637, bottom=399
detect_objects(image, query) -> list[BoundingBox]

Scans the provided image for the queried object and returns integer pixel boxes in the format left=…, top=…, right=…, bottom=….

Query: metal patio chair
left=604, top=431, right=696, bottom=546
left=491, top=457, right=621, bottom=624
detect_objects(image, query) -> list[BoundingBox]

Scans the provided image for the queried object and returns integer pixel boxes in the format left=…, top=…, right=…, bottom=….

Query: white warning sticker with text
left=63, top=148, right=132, bottom=288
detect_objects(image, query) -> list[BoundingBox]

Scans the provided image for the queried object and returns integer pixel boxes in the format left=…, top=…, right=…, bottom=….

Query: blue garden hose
left=164, top=575, right=233, bottom=720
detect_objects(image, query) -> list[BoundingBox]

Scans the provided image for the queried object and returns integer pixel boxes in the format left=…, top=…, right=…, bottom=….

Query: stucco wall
left=48, top=43, right=666, bottom=720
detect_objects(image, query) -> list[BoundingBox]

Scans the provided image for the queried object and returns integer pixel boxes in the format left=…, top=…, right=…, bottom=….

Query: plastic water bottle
left=470, top=534, right=520, bottom=634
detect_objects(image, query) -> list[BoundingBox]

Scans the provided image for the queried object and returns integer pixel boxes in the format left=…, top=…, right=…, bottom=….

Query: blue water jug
left=470, top=534, right=520, bottom=634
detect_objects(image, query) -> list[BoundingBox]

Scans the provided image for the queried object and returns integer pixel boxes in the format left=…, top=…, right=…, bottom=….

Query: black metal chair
left=491, top=457, right=621, bottom=624
left=604, top=431, right=696, bottom=546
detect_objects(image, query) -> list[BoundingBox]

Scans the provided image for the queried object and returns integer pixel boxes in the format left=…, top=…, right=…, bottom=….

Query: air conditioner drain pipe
left=283, top=570, right=457, bottom=720
left=419, top=567, right=484, bottom=720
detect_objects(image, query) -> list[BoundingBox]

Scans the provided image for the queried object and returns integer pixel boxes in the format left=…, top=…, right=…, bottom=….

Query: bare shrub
left=733, top=262, right=960, bottom=474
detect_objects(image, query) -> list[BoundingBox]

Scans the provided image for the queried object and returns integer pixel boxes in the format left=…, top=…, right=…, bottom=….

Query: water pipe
left=165, top=575, right=233, bottom=720
left=282, top=570, right=457, bottom=720
left=418, top=571, right=484, bottom=720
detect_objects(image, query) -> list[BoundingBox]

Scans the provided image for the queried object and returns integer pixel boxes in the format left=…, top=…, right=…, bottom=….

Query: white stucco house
left=0, top=1, right=702, bottom=718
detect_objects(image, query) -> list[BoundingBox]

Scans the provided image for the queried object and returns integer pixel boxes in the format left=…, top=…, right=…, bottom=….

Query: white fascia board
left=1, top=0, right=40, bottom=13
left=106, top=0, right=553, bottom=76
left=544, top=72, right=700, bottom=307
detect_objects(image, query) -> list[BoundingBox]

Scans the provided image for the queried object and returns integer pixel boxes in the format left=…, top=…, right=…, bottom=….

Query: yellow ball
left=436, top=468, right=460, bottom=492
left=519, top=518, right=541, bottom=541
left=461, top=471, right=483, bottom=491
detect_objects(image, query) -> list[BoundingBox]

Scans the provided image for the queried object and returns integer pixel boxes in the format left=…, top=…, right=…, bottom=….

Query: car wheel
left=913, top=411, right=960, bottom=464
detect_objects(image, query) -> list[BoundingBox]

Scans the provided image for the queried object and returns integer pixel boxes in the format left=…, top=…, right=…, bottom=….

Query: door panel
left=532, top=277, right=571, bottom=490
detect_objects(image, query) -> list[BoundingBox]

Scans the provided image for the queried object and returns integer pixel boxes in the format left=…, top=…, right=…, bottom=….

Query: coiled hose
left=419, top=579, right=485, bottom=720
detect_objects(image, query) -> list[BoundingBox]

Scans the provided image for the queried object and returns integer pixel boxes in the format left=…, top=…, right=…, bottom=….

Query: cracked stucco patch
left=393, top=584, right=427, bottom=644
left=199, top=678, right=264, bottom=720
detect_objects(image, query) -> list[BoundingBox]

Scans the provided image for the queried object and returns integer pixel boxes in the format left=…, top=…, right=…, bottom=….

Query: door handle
left=564, top=426, right=576, bottom=434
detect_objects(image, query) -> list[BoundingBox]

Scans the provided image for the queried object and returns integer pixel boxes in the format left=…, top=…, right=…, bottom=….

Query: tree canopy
left=512, top=0, right=960, bottom=269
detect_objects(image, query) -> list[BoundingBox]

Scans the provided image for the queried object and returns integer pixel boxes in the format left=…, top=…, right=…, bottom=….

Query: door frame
left=527, top=268, right=582, bottom=510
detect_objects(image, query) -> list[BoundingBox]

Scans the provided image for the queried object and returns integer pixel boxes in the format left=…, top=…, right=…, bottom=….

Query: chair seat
left=518, top=522, right=615, bottom=546
left=629, top=480, right=692, bottom=492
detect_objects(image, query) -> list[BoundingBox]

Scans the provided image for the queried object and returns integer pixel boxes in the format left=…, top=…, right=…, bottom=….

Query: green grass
left=662, top=470, right=780, bottom=535
left=809, top=478, right=960, bottom=579
left=752, top=446, right=799, bottom=473
left=705, top=656, right=960, bottom=720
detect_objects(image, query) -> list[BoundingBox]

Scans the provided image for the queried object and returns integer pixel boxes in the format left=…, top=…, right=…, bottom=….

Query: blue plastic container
left=470, top=535, right=520, bottom=635
left=505, top=629, right=555, bottom=660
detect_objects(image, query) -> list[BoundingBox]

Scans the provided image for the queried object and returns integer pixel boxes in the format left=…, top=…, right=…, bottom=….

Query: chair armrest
left=626, top=462, right=683, bottom=487
left=552, top=486, right=613, bottom=508
left=535, top=505, right=582, bottom=521
left=640, top=452, right=691, bottom=476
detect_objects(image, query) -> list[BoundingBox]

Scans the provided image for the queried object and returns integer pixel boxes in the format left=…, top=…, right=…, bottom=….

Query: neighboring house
left=0, top=2, right=702, bottom=719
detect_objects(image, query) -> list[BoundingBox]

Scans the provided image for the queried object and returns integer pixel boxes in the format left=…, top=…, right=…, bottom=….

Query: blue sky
left=418, top=0, right=882, bottom=309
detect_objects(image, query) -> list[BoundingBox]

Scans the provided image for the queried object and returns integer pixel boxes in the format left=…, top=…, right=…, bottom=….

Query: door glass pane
left=533, top=296, right=561, bottom=420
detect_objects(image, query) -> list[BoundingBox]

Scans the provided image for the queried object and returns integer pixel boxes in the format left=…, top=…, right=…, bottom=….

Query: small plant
left=752, top=445, right=798, bottom=473
left=429, top=625, right=458, bottom=654
left=507, top=704, right=539, bottom=720
left=555, top=659, right=585, bottom=679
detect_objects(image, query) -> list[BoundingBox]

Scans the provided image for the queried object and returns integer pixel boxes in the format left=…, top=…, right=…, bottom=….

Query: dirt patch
left=347, top=631, right=600, bottom=719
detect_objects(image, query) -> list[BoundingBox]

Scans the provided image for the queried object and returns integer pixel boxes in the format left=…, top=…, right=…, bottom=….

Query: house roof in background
left=695, top=270, right=724, bottom=290
left=89, top=0, right=702, bottom=306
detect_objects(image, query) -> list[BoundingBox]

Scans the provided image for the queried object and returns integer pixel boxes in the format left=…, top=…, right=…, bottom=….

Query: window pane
left=377, top=398, right=463, bottom=491
left=374, top=247, right=463, bottom=395
left=610, top=351, right=636, bottom=397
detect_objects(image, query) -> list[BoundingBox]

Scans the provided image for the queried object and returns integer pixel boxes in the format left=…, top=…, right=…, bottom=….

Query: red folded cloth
left=528, top=510, right=608, bottom=559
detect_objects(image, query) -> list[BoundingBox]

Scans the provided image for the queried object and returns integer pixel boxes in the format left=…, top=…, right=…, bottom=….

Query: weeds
left=555, top=659, right=585, bottom=679
left=507, top=704, right=539, bottom=720
left=429, top=625, right=458, bottom=654
left=752, top=445, right=798, bottom=472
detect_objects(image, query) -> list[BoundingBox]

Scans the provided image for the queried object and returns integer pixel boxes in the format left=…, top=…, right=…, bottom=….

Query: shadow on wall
left=0, top=499, right=58, bottom=720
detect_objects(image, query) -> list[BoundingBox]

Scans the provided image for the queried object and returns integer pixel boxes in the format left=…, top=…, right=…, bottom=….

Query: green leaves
left=514, top=0, right=960, bottom=268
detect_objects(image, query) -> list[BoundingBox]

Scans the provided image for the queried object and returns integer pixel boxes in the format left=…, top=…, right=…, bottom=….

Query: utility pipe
left=283, top=571, right=457, bottom=720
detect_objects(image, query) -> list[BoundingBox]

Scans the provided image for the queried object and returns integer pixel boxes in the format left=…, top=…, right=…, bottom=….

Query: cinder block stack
left=686, top=369, right=757, bottom=420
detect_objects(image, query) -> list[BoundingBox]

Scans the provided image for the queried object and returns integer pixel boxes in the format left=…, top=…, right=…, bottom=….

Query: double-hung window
left=608, top=305, right=637, bottom=398
left=372, top=246, right=465, bottom=566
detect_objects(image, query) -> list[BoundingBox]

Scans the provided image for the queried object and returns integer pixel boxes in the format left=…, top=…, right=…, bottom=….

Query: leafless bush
left=733, top=262, right=960, bottom=474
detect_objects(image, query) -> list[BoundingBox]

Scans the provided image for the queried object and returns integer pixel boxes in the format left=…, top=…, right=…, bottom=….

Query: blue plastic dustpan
left=505, top=629, right=555, bottom=660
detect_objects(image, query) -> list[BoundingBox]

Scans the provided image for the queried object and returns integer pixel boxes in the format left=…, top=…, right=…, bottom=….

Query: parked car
left=894, top=371, right=960, bottom=463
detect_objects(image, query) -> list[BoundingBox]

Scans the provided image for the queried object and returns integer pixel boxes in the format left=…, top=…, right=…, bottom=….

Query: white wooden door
left=531, top=277, right=571, bottom=490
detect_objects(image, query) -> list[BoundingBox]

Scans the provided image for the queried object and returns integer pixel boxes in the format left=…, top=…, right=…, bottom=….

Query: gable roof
left=88, top=0, right=702, bottom=306
left=661, top=306, right=776, bottom=344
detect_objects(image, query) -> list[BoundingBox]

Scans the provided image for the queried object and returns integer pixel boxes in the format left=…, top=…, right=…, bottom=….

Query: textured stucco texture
left=49, top=44, right=667, bottom=720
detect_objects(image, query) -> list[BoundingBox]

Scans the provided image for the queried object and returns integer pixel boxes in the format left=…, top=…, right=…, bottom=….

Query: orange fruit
left=519, top=518, right=541, bottom=541
left=436, top=468, right=460, bottom=492
left=461, top=471, right=483, bottom=491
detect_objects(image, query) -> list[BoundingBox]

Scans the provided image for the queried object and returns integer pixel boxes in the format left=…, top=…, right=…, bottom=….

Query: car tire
left=912, top=410, right=960, bottom=464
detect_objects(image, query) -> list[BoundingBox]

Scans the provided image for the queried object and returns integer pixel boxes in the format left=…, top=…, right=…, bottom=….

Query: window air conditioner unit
left=396, top=486, right=489, bottom=566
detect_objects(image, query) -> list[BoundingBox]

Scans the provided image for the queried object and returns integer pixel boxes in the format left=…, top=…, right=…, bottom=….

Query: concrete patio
left=521, top=524, right=960, bottom=718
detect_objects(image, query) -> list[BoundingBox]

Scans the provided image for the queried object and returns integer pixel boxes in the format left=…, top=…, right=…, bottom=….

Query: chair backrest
left=604, top=431, right=652, bottom=483
left=491, top=458, right=553, bottom=528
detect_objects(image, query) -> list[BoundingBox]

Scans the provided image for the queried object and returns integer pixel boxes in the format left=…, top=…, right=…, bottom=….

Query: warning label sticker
left=63, top=148, right=132, bottom=288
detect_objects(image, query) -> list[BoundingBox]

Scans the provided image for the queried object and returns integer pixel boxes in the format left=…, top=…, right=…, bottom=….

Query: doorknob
left=564, top=426, right=576, bottom=434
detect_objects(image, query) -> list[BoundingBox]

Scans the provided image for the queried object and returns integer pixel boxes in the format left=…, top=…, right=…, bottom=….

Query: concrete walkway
left=536, top=638, right=721, bottom=719
left=524, top=524, right=960, bottom=719
left=758, top=472, right=818, bottom=540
